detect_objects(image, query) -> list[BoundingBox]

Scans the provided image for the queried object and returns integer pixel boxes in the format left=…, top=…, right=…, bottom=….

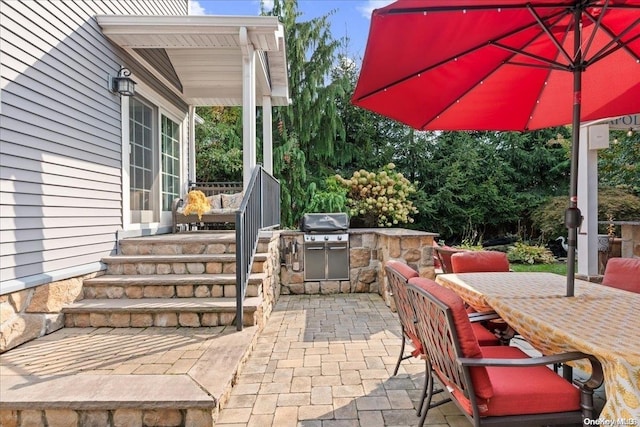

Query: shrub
left=336, top=163, right=419, bottom=227
left=531, top=187, right=640, bottom=239
left=507, top=242, right=556, bottom=264
left=306, top=176, right=349, bottom=214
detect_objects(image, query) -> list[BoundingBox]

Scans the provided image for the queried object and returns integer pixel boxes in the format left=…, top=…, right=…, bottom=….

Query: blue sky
left=188, top=0, right=394, bottom=60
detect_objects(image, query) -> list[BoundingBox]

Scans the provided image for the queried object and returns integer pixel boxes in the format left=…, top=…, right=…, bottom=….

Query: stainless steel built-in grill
left=301, top=213, right=350, bottom=281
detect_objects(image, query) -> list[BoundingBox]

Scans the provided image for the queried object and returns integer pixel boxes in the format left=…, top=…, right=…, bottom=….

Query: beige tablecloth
left=435, top=272, right=640, bottom=419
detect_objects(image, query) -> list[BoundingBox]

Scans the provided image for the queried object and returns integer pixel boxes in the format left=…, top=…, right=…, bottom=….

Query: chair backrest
left=384, top=260, right=421, bottom=352
left=432, top=241, right=442, bottom=271
left=434, top=246, right=469, bottom=274
left=450, top=250, right=510, bottom=273
left=602, top=258, right=640, bottom=293
left=407, top=277, right=494, bottom=402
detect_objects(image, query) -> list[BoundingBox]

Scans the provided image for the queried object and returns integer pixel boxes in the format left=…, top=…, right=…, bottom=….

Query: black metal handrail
left=235, top=166, right=280, bottom=330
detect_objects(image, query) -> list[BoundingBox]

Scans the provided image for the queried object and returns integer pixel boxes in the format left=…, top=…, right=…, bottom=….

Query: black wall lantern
left=111, top=67, right=136, bottom=96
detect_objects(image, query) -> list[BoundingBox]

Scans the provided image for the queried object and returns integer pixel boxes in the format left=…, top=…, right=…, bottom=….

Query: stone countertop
left=279, top=228, right=438, bottom=237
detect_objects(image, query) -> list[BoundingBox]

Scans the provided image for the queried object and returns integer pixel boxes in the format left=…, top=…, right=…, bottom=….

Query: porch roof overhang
left=96, top=15, right=290, bottom=107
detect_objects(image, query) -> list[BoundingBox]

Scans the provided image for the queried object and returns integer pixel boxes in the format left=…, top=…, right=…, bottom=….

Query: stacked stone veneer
left=0, top=408, right=212, bottom=427
left=279, top=229, right=437, bottom=309
left=0, top=273, right=96, bottom=353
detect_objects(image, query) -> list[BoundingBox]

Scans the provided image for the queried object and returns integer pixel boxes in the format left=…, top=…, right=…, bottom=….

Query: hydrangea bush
left=336, top=163, right=418, bottom=227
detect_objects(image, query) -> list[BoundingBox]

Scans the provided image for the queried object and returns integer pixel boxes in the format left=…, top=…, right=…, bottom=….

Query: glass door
left=161, top=115, right=180, bottom=213
left=129, top=98, right=156, bottom=224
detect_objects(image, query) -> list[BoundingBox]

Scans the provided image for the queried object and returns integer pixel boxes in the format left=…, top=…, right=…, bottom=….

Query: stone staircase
left=0, top=232, right=277, bottom=427
left=63, top=231, right=269, bottom=329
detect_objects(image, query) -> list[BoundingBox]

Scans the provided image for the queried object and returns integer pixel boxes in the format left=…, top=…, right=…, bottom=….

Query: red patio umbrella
left=352, top=0, right=640, bottom=296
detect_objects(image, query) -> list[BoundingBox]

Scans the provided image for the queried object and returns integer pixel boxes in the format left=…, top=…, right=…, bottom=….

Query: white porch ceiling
left=96, top=15, right=290, bottom=106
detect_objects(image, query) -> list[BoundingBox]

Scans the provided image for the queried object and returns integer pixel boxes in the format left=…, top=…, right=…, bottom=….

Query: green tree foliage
left=330, top=57, right=396, bottom=173
left=273, top=128, right=307, bottom=227
left=265, top=0, right=346, bottom=226
left=194, top=107, right=242, bottom=182
left=531, top=187, right=640, bottom=239
left=306, top=176, right=348, bottom=214
left=414, top=128, right=571, bottom=243
left=267, top=0, right=345, bottom=167
left=599, top=131, right=640, bottom=194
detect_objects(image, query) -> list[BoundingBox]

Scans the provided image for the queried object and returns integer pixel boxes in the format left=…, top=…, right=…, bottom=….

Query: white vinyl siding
left=0, top=0, right=188, bottom=292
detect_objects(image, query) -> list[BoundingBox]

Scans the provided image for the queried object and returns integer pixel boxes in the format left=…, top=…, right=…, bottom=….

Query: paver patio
left=1, top=293, right=604, bottom=426
left=217, top=294, right=606, bottom=426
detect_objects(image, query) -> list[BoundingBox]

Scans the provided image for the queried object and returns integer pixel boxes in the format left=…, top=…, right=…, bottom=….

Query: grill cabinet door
left=327, top=243, right=349, bottom=280
left=304, top=242, right=326, bottom=281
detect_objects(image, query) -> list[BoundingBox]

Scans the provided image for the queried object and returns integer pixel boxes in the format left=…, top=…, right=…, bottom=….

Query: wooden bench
left=171, top=182, right=243, bottom=233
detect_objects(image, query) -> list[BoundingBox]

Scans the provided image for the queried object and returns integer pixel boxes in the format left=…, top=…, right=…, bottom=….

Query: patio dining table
left=435, top=272, right=640, bottom=420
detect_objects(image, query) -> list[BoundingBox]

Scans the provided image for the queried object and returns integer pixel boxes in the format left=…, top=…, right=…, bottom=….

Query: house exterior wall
left=0, top=0, right=189, bottom=294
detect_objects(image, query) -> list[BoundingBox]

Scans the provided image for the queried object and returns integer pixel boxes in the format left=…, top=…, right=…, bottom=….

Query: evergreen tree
left=265, top=0, right=345, bottom=226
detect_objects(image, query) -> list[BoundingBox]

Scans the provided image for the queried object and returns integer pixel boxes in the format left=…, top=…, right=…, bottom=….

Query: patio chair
left=450, top=250, right=510, bottom=273
left=406, top=277, right=603, bottom=427
left=385, top=260, right=501, bottom=419
left=433, top=246, right=469, bottom=274
left=601, top=257, right=640, bottom=293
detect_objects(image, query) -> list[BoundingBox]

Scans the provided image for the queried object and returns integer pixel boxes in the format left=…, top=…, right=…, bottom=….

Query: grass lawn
left=510, top=262, right=568, bottom=275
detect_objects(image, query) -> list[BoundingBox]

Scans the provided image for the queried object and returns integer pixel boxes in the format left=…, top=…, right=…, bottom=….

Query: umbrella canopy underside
left=352, top=0, right=640, bottom=131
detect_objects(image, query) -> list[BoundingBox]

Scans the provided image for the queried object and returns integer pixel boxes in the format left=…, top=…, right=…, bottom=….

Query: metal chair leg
left=393, top=333, right=407, bottom=376
left=417, top=358, right=450, bottom=425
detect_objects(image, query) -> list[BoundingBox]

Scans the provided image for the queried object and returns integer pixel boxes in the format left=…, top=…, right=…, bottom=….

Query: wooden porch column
left=262, top=95, right=273, bottom=175
left=240, top=26, right=256, bottom=190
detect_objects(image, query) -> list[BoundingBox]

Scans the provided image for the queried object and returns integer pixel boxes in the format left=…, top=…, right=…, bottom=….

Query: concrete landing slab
left=0, top=375, right=214, bottom=410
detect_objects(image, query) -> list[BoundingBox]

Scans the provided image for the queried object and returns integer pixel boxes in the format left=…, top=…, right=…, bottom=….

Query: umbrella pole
left=565, top=7, right=584, bottom=298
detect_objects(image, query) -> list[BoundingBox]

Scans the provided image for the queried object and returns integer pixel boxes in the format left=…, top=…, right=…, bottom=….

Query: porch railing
left=235, top=166, right=280, bottom=330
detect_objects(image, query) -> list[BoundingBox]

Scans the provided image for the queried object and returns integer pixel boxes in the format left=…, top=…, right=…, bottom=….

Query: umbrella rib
left=582, top=14, right=640, bottom=64
left=527, top=4, right=574, bottom=65
left=581, top=0, right=610, bottom=60
left=491, top=41, right=572, bottom=70
left=504, top=60, right=570, bottom=71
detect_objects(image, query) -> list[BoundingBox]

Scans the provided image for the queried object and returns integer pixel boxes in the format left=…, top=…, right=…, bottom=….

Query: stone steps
left=82, top=273, right=265, bottom=299
left=118, top=231, right=271, bottom=256
left=101, top=253, right=268, bottom=275
left=63, top=297, right=262, bottom=328
left=66, top=231, right=275, bottom=329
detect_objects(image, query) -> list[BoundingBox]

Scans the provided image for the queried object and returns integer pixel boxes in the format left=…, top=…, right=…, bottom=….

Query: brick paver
left=217, top=294, right=607, bottom=427
left=216, top=294, right=463, bottom=427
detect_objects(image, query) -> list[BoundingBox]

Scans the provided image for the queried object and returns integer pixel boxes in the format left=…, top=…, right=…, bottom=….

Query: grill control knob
left=310, top=236, right=316, bottom=241
left=337, top=235, right=343, bottom=241
left=324, top=235, right=329, bottom=241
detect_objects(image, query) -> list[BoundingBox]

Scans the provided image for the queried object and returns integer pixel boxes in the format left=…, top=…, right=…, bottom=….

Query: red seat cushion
left=471, top=323, right=499, bottom=346
left=450, top=251, right=510, bottom=273
left=602, top=258, right=640, bottom=293
left=453, top=346, right=581, bottom=416
left=408, top=277, right=493, bottom=399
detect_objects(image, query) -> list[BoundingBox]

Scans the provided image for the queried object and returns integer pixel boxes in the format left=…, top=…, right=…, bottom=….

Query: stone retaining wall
left=0, top=408, right=213, bottom=427
left=0, top=273, right=96, bottom=353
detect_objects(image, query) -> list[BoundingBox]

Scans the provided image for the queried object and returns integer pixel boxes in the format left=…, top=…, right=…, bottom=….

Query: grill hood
left=300, top=213, right=349, bottom=233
